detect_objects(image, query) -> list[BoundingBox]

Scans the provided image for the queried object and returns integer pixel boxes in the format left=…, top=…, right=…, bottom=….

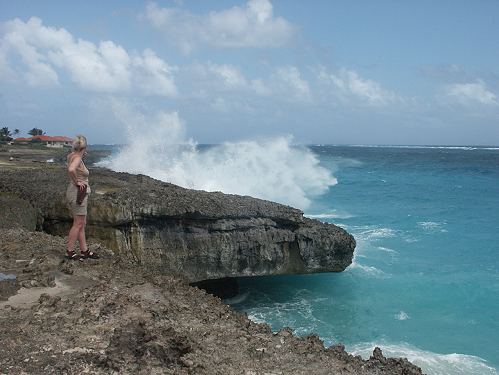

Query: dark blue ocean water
left=230, top=146, right=499, bottom=375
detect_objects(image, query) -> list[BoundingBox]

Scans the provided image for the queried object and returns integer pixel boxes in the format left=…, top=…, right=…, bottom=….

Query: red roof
left=15, top=135, right=73, bottom=142
left=32, top=135, right=73, bottom=142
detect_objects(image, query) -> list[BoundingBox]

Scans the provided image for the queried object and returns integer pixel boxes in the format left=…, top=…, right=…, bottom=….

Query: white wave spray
left=347, top=342, right=498, bottom=375
left=99, top=103, right=337, bottom=210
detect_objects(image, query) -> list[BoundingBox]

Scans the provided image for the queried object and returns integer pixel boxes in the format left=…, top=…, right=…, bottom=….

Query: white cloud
left=184, top=63, right=310, bottom=103
left=274, top=66, right=312, bottom=102
left=185, top=62, right=271, bottom=97
left=1, top=22, right=59, bottom=86
left=445, top=80, right=497, bottom=106
left=0, top=46, right=15, bottom=82
left=0, top=17, right=177, bottom=96
left=145, top=0, right=294, bottom=53
left=209, top=64, right=248, bottom=89
left=132, top=49, right=177, bottom=96
left=49, top=38, right=132, bottom=92
left=318, top=67, right=398, bottom=106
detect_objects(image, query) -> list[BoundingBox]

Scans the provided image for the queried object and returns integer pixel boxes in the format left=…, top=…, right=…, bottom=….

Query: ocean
left=231, top=145, right=499, bottom=375
left=99, top=142, right=499, bottom=375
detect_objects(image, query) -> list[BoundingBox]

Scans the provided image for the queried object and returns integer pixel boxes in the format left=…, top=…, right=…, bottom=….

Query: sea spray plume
left=100, top=104, right=337, bottom=209
left=100, top=100, right=198, bottom=182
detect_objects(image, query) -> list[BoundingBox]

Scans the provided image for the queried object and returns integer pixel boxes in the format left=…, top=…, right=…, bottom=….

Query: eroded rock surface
left=0, top=166, right=355, bottom=282
left=0, top=229, right=424, bottom=375
left=0, top=192, right=37, bottom=231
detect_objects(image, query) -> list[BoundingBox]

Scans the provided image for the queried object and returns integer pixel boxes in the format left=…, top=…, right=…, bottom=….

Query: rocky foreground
left=0, top=229, right=423, bottom=374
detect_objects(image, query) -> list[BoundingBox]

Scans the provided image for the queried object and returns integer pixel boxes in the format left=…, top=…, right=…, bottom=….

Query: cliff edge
left=0, top=165, right=355, bottom=283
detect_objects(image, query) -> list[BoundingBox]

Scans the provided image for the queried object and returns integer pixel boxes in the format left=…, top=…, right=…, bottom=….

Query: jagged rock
left=0, top=229, right=423, bottom=374
left=0, top=278, right=19, bottom=301
left=371, top=347, right=387, bottom=363
left=0, top=166, right=356, bottom=282
left=101, top=320, right=192, bottom=370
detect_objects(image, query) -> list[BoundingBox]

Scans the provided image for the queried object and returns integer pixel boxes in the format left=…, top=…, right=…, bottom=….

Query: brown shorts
left=66, top=183, right=91, bottom=216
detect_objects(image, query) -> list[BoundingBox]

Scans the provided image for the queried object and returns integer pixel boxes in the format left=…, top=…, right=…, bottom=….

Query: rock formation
left=0, top=166, right=355, bottom=283
left=0, top=229, right=423, bottom=374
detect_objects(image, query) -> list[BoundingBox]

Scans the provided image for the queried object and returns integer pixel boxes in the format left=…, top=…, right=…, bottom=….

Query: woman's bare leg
left=78, top=216, right=87, bottom=252
left=67, top=215, right=86, bottom=253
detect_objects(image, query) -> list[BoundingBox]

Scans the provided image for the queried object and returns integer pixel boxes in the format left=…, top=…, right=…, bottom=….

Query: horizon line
left=89, top=143, right=499, bottom=148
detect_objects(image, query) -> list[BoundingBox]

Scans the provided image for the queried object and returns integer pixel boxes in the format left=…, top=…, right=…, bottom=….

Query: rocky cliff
left=0, top=165, right=355, bottom=283
left=0, top=229, right=422, bottom=375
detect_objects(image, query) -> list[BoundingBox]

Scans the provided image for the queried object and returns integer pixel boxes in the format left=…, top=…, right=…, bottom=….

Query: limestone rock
left=0, top=167, right=356, bottom=282
left=0, top=193, right=37, bottom=231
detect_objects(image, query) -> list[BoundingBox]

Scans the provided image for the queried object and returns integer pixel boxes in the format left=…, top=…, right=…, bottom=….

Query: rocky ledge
left=0, top=165, right=355, bottom=283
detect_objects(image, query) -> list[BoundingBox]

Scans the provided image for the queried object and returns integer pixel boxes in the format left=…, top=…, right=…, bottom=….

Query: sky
left=1, top=0, right=498, bottom=145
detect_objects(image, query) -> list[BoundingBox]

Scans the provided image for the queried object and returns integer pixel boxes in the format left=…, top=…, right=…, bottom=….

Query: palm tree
left=0, top=127, right=12, bottom=141
left=28, top=128, right=44, bottom=136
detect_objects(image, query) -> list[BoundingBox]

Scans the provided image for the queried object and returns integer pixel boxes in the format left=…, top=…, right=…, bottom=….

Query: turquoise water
left=101, top=141, right=499, bottom=374
left=230, top=146, right=499, bottom=375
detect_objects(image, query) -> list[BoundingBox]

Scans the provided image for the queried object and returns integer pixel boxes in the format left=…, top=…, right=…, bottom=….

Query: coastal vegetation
left=0, top=127, right=12, bottom=141
left=27, top=127, right=45, bottom=136
left=0, top=126, right=45, bottom=142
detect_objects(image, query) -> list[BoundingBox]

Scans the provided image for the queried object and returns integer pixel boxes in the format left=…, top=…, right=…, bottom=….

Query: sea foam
left=99, top=104, right=337, bottom=210
left=304, top=210, right=353, bottom=220
left=347, top=261, right=388, bottom=278
left=376, top=246, right=398, bottom=254
left=395, top=311, right=410, bottom=320
left=417, top=221, right=448, bottom=232
left=241, top=290, right=329, bottom=337
left=347, top=342, right=499, bottom=375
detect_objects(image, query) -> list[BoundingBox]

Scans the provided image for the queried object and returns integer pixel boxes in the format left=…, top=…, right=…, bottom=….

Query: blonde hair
left=72, top=135, right=87, bottom=152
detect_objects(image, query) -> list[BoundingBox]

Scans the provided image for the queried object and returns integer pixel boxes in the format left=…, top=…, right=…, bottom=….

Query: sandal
left=80, top=249, right=99, bottom=259
left=66, top=250, right=83, bottom=261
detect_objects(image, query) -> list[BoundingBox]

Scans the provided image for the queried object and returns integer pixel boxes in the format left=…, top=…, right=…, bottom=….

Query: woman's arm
left=67, top=155, right=83, bottom=187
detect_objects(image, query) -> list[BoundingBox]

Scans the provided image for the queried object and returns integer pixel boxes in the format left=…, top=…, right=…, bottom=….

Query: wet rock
left=371, top=347, right=387, bottom=364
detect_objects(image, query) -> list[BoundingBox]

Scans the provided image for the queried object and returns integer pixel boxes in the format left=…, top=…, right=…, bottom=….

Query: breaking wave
left=346, top=261, right=388, bottom=278
left=348, top=342, right=498, bottom=375
left=98, top=104, right=337, bottom=210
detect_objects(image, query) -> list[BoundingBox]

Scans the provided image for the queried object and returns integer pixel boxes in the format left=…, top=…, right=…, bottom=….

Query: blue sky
left=1, top=0, right=498, bottom=145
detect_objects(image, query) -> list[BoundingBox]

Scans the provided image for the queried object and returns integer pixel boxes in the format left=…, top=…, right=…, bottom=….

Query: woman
left=66, top=135, right=98, bottom=260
